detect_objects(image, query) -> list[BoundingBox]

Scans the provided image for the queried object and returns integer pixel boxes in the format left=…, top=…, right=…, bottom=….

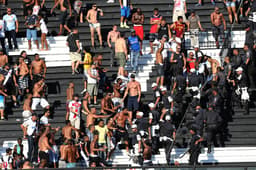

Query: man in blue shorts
left=119, top=0, right=133, bottom=28
left=25, top=8, right=39, bottom=50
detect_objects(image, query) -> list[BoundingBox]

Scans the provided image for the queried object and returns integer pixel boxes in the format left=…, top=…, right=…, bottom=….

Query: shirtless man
left=205, top=56, right=220, bottom=81
left=142, top=139, right=153, bottom=166
left=0, top=50, right=8, bottom=68
left=86, top=3, right=104, bottom=49
left=18, top=57, right=29, bottom=95
left=22, top=93, right=33, bottom=121
left=115, top=33, right=128, bottom=76
left=31, top=78, right=49, bottom=110
left=113, top=109, right=130, bottom=152
left=62, top=120, right=80, bottom=140
left=51, top=0, right=72, bottom=35
left=63, top=139, right=80, bottom=168
left=107, top=25, right=120, bottom=67
left=82, top=91, right=91, bottom=115
left=30, top=53, right=46, bottom=84
left=122, top=74, right=141, bottom=120
left=66, top=82, right=74, bottom=120
left=155, top=37, right=165, bottom=86
left=38, top=127, right=54, bottom=167
left=132, top=8, right=144, bottom=52
left=86, top=107, right=110, bottom=128
left=22, top=161, right=33, bottom=169
left=211, top=7, right=226, bottom=48
left=112, top=78, right=125, bottom=109
left=101, top=92, right=119, bottom=115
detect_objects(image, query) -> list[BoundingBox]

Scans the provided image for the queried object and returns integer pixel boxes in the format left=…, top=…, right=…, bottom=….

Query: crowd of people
left=0, top=0, right=255, bottom=169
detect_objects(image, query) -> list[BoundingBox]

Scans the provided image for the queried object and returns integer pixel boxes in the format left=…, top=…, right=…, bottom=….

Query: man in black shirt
left=151, top=83, right=161, bottom=109
left=159, top=115, right=176, bottom=165
left=66, top=28, right=81, bottom=75
left=188, top=127, right=203, bottom=165
left=25, top=9, right=39, bottom=50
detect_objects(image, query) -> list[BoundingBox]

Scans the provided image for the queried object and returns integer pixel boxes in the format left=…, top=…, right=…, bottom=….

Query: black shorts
left=39, top=151, right=49, bottom=162
left=149, top=33, right=158, bottom=42
left=157, top=64, right=164, bottom=77
left=115, top=126, right=129, bottom=142
left=6, top=84, right=18, bottom=96
left=212, top=25, right=224, bottom=40
left=127, top=95, right=139, bottom=111
left=60, top=10, right=68, bottom=25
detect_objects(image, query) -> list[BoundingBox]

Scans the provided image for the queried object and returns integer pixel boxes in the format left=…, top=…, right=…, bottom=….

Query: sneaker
left=74, top=69, right=79, bottom=74
left=123, top=23, right=130, bottom=28
left=81, top=88, right=87, bottom=94
left=72, top=71, right=75, bottom=75
left=120, top=22, right=124, bottom=28
left=0, top=117, right=4, bottom=120
left=99, top=45, right=103, bottom=49
left=106, top=0, right=114, bottom=3
left=211, top=0, right=215, bottom=5
left=195, top=3, right=202, bottom=6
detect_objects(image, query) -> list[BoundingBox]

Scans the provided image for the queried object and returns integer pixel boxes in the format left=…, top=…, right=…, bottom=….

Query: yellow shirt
left=95, top=125, right=108, bottom=144
left=83, top=52, right=92, bottom=70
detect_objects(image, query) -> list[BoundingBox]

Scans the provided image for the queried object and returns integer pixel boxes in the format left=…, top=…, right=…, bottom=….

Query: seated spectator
left=13, top=138, right=24, bottom=156
left=86, top=3, right=104, bottom=49
left=0, top=148, right=13, bottom=169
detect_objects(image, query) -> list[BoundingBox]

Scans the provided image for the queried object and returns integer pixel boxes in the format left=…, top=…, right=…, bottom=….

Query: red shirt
left=150, top=14, right=162, bottom=33
left=187, top=58, right=196, bottom=72
left=173, top=21, right=185, bottom=38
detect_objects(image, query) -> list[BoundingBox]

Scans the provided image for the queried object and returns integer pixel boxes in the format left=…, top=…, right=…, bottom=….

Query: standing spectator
left=22, top=94, right=33, bottom=121
left=157, top=18, right=170, bottom=40
left=86, top=3, right=104, bottom=49
left=95, top=120, right=109, bottom=161
left=13, top=138, right=24, bottom=156
left=73, top=0, right=84, bottom=26
left=38, top=14, right=49, bottom=51
left=68, top=94, right=82, bottom=140
left=3, top=8, right=19, bottom=51
left=211, top=7, right=226, bottom=48
left=80, top=48, right=92, bottom=94
left=132, top=8, right=145, bottom=49
left=107, top=25, right=120, bottom=67
left=30, top=53, right=47, bottom=85
left=20, top=113, right=38, bottom=163
left=115, top=33, right=128, bottom=76
left=187, top=9, right=204, bottom=48
left=225, top=0, right=238, bottom=24
left=170, top=45, right=186, bottom=76
left=25, top=8, right=39, bottom=50
left=0, top=50, right=8, bottom=67
left=66, top=28, right=81, bottom=75
left=170, top=16, right=185, bottom=39
left=0, top=0, right=5, bottom=7
left=122, top=74, right=141, bottom=120
left=51, top=0, right=72, bottom=35
left=0, top=15, right=6, bottom=54
left=87, top=64, right=100, bottom=105
left=33, top=0, right=41, bottom=16
left=128, top=29, right=140, bottom=73
left=196, top=0, right=216, bottom=6
left=155, top=36, right=166, bottom=87
left=23, top=0, right=34, bottom=17
left=17, top=57, right=30, bottom=97
left=0, top=78, right=7, bottom=120
left=119, top=0, right=132, bottom=28
left=66, top=82, right=74, bottom=120
left=173, top=0, right=187, bottom=23
left=62, top=139, right=80, bottom=168
left=20, top=51, right=32, bottom=66
left=149, top=8, right=162, bottom=54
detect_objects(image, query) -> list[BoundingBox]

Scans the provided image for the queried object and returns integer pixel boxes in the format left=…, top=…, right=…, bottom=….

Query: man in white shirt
left=20, top=113, right=38, bottom=163
left=173, top=0, right=187, bottom=23
left=40, top=109, right=50, bottom=126
left=0, top=148, right=13, bottom=170
left=69, top=94, right=82, bottom=140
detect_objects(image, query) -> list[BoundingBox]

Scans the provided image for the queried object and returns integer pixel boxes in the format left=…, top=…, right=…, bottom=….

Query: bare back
left=62, top=126, right=72, bottom=139
left=39, top=136, right=49, bottom=151
left=115, top=38, right=126, bottom=53
left=66, top=87, right=74, bottom=101
left=64, top=145, right=77, bottom=163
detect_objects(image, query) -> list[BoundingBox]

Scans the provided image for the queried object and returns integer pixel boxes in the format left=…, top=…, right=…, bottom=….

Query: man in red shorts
left=132, top=8, right=144, bottom=53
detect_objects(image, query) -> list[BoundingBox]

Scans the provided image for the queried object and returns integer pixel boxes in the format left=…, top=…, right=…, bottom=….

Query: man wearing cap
left=160, top=87, right=174, bottom=112
left=128, top=29, right=141, bottom=73
left=20, top=113, right=38, bottom=163
left=133, top=111, right=150, bottom=139
left=122, top=74, right=141, bottom=118
left=148, top=103, right=161, bottom=154
left=187, top=9, right=204, bottom=48
left=152, top=83, right=161, bottom=109
left=230, top=67, right=250, bottom=115
left=159, top=114, right=176, bottom=164
left=186, top=68, right=203, bottom=98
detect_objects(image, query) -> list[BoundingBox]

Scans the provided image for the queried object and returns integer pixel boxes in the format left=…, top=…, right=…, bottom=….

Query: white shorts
left=31, top=97, right=49, bottom=110
left=89, top=23, right=101, bottom=29
left=22, top=110, right=32, bottom=121
left=70, top=118, right=80, bottom=129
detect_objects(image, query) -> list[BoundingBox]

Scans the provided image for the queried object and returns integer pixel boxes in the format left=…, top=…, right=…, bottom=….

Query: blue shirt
left=3, top=14, right=17, bottom=31
left=128, top=36, right=140, bottom=52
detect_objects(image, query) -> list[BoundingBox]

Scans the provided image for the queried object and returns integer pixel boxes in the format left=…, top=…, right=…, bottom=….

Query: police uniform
left=159, top=120, right=176, bottom=164
left=172, top=52, right=184, bottom=76
left=149, top=110, right=160, bottom=153
left=189, top=133, right=202, bottom=165
left=134, top=117, right=150, bottom=138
